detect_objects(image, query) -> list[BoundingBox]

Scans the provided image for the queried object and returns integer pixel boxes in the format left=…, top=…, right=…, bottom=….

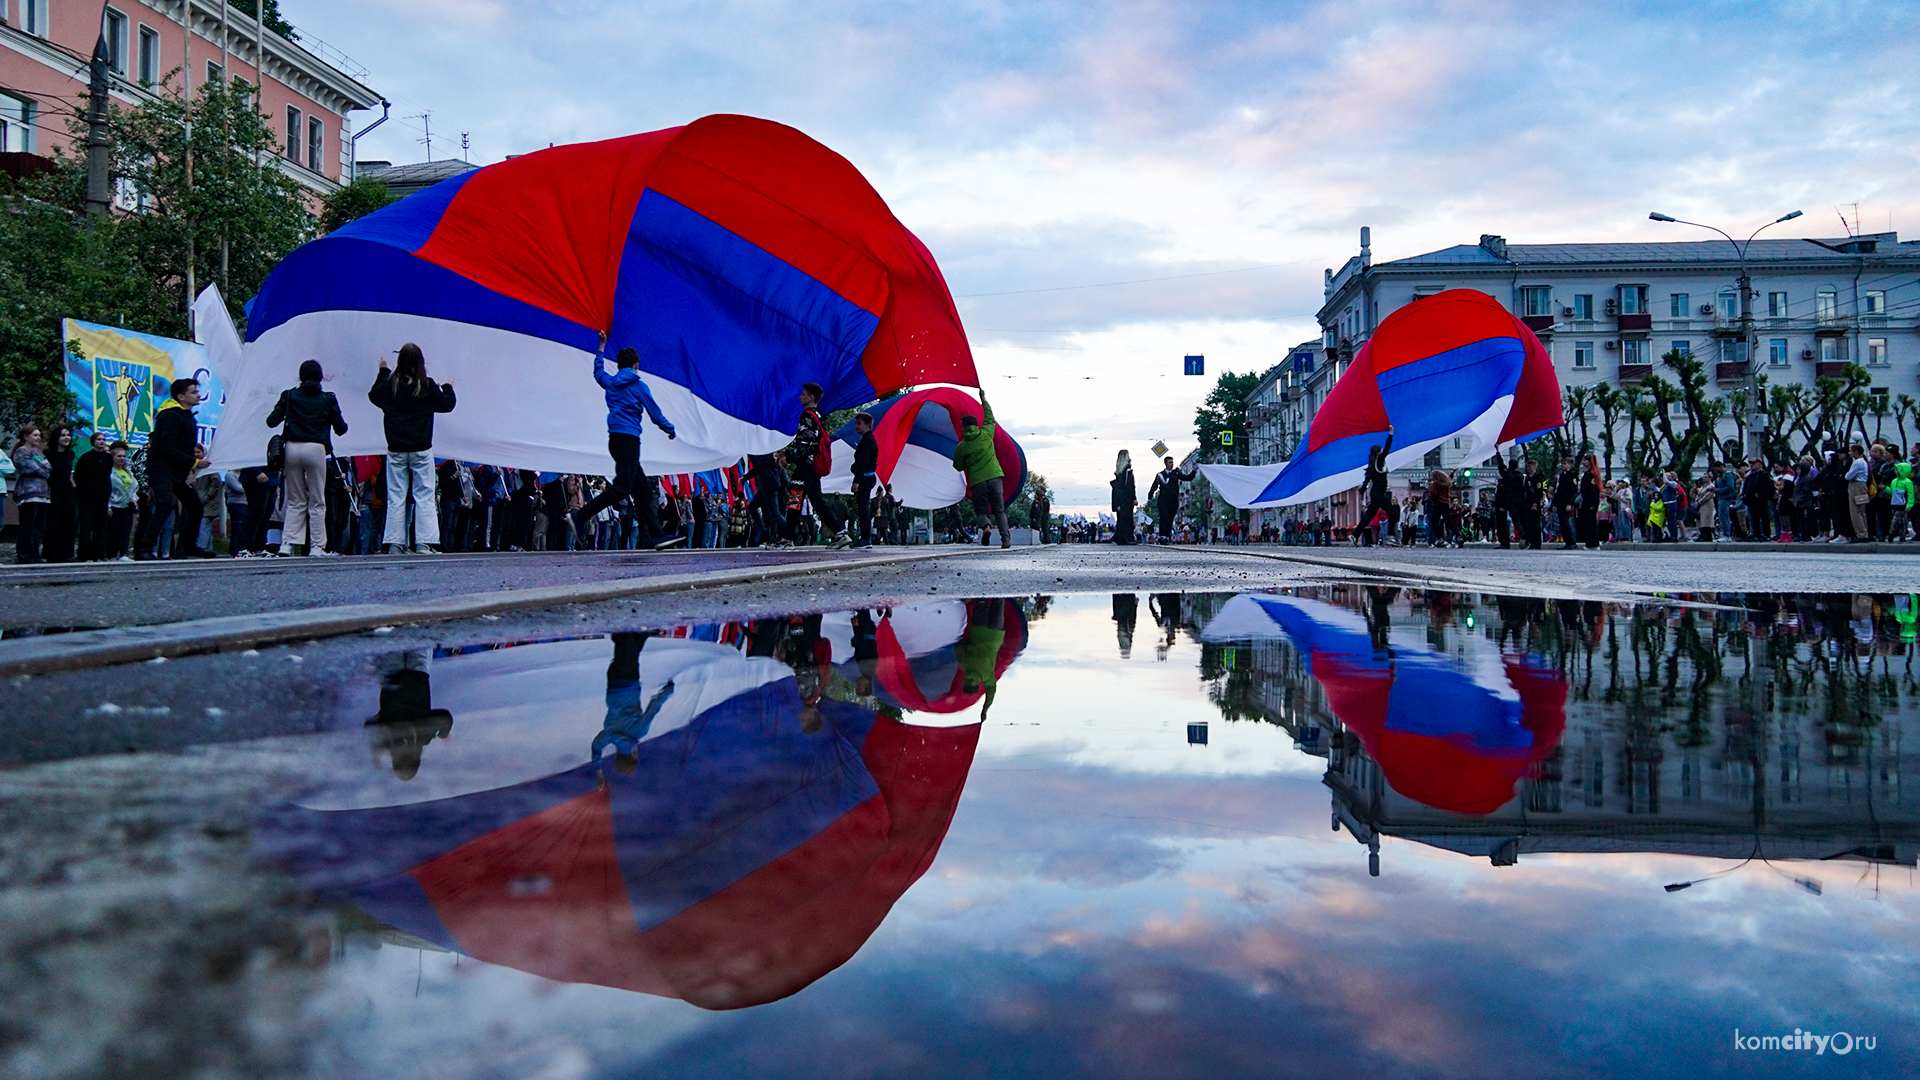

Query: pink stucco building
left=1, top=0, right=382, bottom=196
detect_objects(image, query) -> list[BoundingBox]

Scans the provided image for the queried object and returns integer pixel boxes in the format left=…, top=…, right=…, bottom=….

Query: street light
left=1647, top=209, right=1804, bottom=458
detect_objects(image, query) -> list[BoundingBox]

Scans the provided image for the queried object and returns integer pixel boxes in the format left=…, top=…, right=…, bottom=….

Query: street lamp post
left=1648, top=210, right=1803, bottom=459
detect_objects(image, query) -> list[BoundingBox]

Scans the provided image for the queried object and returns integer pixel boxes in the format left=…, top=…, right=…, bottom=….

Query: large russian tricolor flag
left=208, top=115, right=978, bottom=476
left=1202, top=289, right=1563, bottom=509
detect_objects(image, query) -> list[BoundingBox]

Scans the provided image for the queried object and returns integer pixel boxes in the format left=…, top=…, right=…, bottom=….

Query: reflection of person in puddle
left=956, top=599, right=1006, bottom=719
left=777, top=615, right=832, bottom=733
left=1149, top=593, right=1181, bottom=660
left=1112, top=593, right=1138, bottom=659
left=851, top=608, right=882, bottom=698
left=591, top=632, right=676, bottom=774
left=366, top=649, right=454, bottom=780
left=1363, top=586, right=1400, bottom=655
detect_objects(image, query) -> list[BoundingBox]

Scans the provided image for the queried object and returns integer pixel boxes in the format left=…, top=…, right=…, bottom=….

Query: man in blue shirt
left=573, top=339, right=679, bottom=548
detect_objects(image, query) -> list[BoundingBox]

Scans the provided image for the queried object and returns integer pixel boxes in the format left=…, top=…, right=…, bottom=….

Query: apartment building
left=1, top=0, right=382, bottom=196
left=1293, top=225, right=1920, bottom=519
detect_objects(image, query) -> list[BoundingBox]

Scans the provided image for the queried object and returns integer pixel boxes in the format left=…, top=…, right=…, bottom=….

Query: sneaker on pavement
left=278, top=544, right=296, bottom=557
left=311, top=547, right=340, bottom=557
left=385, top=543, right=407, bottom=555
left=412, top=544, right=440, bottom=555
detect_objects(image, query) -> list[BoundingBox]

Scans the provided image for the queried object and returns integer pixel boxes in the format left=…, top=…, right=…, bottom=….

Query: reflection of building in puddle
left=1201, top=587, right=1920, bottom=877
left=260, top=599, right=1036, bottom=1009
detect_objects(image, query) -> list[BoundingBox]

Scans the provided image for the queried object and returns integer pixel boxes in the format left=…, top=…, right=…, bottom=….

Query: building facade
left=1, top=0, right=382, bottom=195
left=1303, top=226, right=1920, bottom=515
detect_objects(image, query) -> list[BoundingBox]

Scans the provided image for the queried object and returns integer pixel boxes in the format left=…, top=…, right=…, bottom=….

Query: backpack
left=266, top=434, right=286, bottom=472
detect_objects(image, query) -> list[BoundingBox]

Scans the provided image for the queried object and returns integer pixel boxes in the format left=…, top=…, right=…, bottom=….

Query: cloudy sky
left=288, top=0, right=1920, bottom=511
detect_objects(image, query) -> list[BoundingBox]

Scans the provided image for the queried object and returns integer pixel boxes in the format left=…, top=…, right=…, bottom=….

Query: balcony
left=1618, top=363, right=1653, bottom=382
left=1520, top=314, right=1555, bottom=335
left=1815, top=361, right=1853, bottom=379
left=1617, top=313, right=1652, bottom=331
left=1715, top=361, right=1749, bottom=383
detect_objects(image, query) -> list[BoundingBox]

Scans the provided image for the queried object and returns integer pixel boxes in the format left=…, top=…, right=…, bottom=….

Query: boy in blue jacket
left=573, top=341, right=679, bottom=548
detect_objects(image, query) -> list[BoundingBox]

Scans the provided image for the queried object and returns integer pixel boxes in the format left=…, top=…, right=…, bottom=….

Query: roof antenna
left=460, top=131, right=470, bottom=162
left=413, top=111, right=433, bottom=162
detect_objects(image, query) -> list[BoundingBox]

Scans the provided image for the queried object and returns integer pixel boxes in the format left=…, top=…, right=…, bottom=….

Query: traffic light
left=1462, top=467, right=1473, bottom=481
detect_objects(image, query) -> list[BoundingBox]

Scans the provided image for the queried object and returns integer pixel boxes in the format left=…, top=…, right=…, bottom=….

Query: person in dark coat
left=1030, top=487, right=1052, bottom=544
left=850, top=411, right=880, bottom=548
left=1492, top=452, right=1522, bottom=548
left=1111, top=450, right=1137, bottom=545
left=43, top=425, right=77, bottom=562
left=1740, top=457, right=1775, bottom=540
left=72, top=431, right=112, bottom=561
left=368, top=343, right=457, bottom=553
left=1578, top=453, right=1602, bottom=549
left=1355, top=431, right=1394, bottom=546
left=1517, top=459, right=1546, bottom=549
left=1553, top=458, right=1579, bottom=549
left=138, top=380, right=209, bottom=559
left=1146, top=455, right=1195, bottom=544
left=266, top=360, right=349, bottom=556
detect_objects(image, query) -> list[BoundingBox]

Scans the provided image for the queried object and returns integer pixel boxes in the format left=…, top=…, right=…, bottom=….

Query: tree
left=1193, top=366, right=1271, bottom=466
left=228, top=0, right=298, bottom=40
left=1562, top=384, right=1593, bottom=457
left=1589, top=382, right=1623, bottom=481
left=107, top=74, right=315, bottom=332
left=1894, top=394, right=1918, bottom=454
left=319, top=175, right=395, bottom=234
left=1006, top=471, right=1048, bottom=528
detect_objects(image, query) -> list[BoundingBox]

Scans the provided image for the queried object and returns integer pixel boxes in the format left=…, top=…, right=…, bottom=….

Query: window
left=1623, top=339, right=1648, bottom=365
left=1868, top=338, right=1888, bottom=366
left=285, top=106, right=303, bottom=164
left=1718, top=286, right=1739, bottom=319
left=1873, top=387, right=1890, bottom=406
left=308, top=117, right=324, bottom=173
left=138, top=26, right=159, bottom=85
left=1618, top=285, right=1648, bottom=315
left=1767, top=291, right=1788, bottom=318
left=1574, top=341, right=1594, bottom=369
left=1769, top=338, right=1790, bottom=366
left=1519, top=285, right=1552, bottom=317
left=0, top=93, right=33, bottom=153
left=105, top=10, right=130, bottom=76
left=1865, top=290, right=1885, bottom=316
left=1817, top=287, right=1838, bottom=321
left=1670, top=340, right=1691, bottom=358
left=21, top=0, right=46, bottom=37
left=1573, top=294, right=1593, bottom=320
left=1669, top=293, right=1689, bottom=318
left=1820, top=337, right=1848, bottom=362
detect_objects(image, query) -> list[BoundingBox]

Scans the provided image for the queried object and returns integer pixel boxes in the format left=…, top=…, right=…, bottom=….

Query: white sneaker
left=278, top=544, right=296, bottom=557
left=115, top=555, right=134, bottom=563
left=310, top=547, right=340, bottom=557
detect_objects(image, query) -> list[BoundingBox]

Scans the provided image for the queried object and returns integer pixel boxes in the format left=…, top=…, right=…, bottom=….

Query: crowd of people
left=2, top=343, right=1054, bottom=564
left=1327, top=436, right=1920, bottom=548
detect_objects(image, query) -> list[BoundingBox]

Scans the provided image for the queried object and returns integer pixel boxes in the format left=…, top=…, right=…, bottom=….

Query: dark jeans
left=576, top=433, right=660, bottom=545
left=1157, top=504, right=1177, bottom=542
left=14, top=501, right=47, bottom=563
left=107, top=506, right=135, bottom=558
left=971, top=476, right=1009, bottom=544
left=1557, top=508, right=1577, bottom=548
left=1747, top=498, right=1774, bottom=541
left=1517, top=508, right=1542, bottom=549
left=1492, top=507, right=1512, bottom=548
left=790, top=461, right=843, bottom=537
left=44, top=490, right=75, bottom=562
left=138, top=473, right=202, bottom=558
left=76, top=498, right=107, bottom=561
left=854, top=475, right=876, bottom=545
left=1114, top=502, right=1135, bottom=544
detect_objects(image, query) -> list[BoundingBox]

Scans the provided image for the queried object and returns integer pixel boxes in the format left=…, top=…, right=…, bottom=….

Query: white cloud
left=283, top=0, right=1920, bottom=502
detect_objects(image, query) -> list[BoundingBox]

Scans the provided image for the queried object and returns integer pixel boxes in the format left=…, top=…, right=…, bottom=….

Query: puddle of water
left=4, top=589, right=1919, bottom=1078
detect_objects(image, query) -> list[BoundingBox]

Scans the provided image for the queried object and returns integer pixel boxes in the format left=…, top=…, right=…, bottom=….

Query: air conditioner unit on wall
left=1605, top=340, right=1619, bottom=350
left=1700, top=304, right=1716, bottom=316
left=1561, top=305, right=1575, bottom=316
left=1802, top=349, right=1815, bottom=360
left=1605, top=299, right=1619, bottom=315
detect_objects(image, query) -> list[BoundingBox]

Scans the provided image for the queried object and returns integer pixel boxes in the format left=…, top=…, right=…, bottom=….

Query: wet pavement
left=3, top=586, right=1918, bottom=1078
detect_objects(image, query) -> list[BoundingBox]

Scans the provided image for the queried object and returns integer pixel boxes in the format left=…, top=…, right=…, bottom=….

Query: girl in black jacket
left=368, top=343, right=456, bottom=553
left=267, top=360, right=348, bottom=556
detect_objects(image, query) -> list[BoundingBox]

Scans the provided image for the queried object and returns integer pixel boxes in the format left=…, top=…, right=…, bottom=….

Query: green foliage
left=228, top=0, right=298, bottom=40
left=319, top=175, right=394, bottom=234
left=0, top=77, right=317, bottom=432
left=1006, top=470, right=1047, bottom=527
left=1193, top=366, right=1271, bottom=465
left=107, top=74, right=316, bottom=330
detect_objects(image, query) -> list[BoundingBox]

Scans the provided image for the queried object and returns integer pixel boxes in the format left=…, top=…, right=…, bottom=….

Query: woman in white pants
left=369, top=343, right=458, bottom=553
left=267, top=360, right=349, bottom=556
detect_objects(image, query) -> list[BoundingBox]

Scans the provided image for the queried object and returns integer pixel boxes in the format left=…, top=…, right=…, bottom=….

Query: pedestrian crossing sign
left=1220, top=431, right=1234, bottom=446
